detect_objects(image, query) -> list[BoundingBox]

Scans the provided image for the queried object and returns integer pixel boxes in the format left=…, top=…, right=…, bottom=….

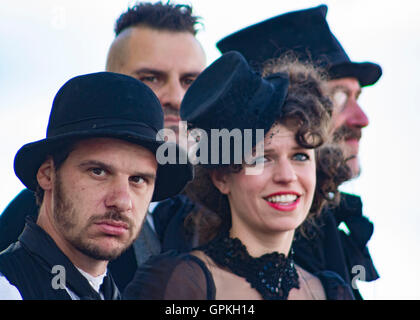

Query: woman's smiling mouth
left=264, top=192, right=301, bottom=211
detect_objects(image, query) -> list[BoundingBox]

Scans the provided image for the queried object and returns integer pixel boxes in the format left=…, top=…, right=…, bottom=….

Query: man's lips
left=344, top=137, right=360, bottom=144
left=264, top=191, right=301, bottom=212
left=164, top=116, right=181, bottom=123
left=94, top=220, right=129, bottom=236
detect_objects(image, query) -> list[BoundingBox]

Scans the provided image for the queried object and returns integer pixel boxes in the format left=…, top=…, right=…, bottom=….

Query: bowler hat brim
left=14, top=130, right=192, bottom=202
left=329, top=61, right=382, bottom=87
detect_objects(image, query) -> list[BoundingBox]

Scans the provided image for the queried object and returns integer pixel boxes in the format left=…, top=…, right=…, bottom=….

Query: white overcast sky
left=0, top=0, right=419, bottom=299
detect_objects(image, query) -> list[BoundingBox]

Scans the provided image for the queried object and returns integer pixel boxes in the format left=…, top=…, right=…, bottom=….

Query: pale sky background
left=1, top=0, right=419, bottom=299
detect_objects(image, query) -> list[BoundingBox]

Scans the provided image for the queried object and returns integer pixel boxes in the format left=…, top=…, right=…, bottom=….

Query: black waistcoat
left=0, top=217, right=120, bottom=300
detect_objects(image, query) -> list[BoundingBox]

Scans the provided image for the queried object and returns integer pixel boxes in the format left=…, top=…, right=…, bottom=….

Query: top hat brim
left=329, top=61, right=382, bottom=87
left=14, top=129, right=192, bottom=202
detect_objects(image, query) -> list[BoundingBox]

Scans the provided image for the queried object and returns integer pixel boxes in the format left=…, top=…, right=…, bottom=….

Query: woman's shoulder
left=314, top=270, right=355, bottom=300
left=123, top=250, right=215, bottom=300
left=293, top=266, right=354, bottom=300
left=292, top=266, right=326, bottom=300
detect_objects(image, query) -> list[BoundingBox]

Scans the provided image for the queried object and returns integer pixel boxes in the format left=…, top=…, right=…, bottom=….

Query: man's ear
left=36, top=157, right=55, bottom=192
left=210, top=169, right=230, bottom=195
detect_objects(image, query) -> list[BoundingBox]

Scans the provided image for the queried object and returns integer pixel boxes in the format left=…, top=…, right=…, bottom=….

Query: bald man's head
left=106, top=27, right=131, bottom=72
left=105, top=25, right=206, bottom=139
left=107, top=1, right=201, bottom=72
left=105, top=2, right=206, bottom=142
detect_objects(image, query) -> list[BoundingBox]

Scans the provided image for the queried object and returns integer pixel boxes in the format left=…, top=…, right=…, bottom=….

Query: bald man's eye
left=182, top=77, right=196, bottom=87
left=140, top=75, right=159, bottom=83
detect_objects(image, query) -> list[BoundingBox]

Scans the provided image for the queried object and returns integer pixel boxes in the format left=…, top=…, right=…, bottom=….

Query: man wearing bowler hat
left=0, top=72, right=192, bottom=299
left=216, top=4, right=381, bottom=299
left=0, top=1, right=206, bottom=293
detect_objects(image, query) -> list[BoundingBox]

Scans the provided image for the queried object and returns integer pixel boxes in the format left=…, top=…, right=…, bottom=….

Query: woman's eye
left=246, top=156, right=269, bottom=166
left=293, top=153, right=310, bottom=161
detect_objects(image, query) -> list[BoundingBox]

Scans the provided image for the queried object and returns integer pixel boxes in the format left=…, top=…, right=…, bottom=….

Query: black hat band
left=48, top=118, right=160, bottom=138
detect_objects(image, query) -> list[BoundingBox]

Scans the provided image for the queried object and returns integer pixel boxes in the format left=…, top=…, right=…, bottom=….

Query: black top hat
left=180, top=51, right=289, bottom=166
left=14, top=72, right=192, bottom=201
left=217, top=5, right=382, bottom=87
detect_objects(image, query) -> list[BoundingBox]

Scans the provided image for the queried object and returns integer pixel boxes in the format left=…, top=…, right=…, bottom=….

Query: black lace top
left=124, top=249, right=355, bottom=300
left=202, top=234, right=299, bottom=300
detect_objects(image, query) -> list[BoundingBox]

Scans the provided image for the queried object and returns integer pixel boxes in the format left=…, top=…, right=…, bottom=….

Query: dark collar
left=334, top=192, right=363, bottom=222
left=19, top=216, right=120, bottom=300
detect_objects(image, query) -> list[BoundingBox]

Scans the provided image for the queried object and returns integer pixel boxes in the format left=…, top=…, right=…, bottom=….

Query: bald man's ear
left=36, top=157, right=55, bottom=192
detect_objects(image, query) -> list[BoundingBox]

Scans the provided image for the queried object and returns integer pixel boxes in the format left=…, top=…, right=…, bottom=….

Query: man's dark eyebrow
left=181, top=71, right=201, bottom=78
left=134, top=68, right=201, bottom=79
left=134, top=172, right=156, bottom=182
left=133, top=68, right=166, bottom=77
left=78, top=160, right=156, bottom=181
left=79, top=160, right=113, bottom=172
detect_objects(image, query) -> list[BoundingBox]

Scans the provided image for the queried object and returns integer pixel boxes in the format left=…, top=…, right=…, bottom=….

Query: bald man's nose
left=159, top=81, right=185, bottom=110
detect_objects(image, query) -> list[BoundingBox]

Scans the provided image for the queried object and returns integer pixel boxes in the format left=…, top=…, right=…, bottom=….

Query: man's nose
left=105, top=179, right=133, bottom=212
left=158, top=80, right=184, bottom=111
left=345, top=98, right=369, bottom=129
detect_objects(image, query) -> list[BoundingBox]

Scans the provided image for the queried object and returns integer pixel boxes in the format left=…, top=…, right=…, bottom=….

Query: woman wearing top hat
left=124, top=51, right=354, bottom=300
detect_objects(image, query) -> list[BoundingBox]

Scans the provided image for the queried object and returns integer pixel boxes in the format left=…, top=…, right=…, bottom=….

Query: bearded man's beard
left=332, top=125, right=361, bottom=145
left=331, top=125, right=362, bottom=178
left=52, top=174, right=141, bottom=261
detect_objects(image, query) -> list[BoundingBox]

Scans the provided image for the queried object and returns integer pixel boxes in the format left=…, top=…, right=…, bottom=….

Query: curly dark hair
left=114, top=1, right=201, bottom=36
left=184, top=57, right=351, bottom=242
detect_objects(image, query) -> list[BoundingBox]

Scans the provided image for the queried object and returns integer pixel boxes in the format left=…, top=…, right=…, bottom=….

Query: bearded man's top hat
left=217, top=4, right=381, bottom=87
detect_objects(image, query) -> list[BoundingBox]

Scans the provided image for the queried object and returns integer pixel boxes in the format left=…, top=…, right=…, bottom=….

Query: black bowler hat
left=180, top=51, right=289, bottom=166
left=14, top=72, right=192, bottom=201
left=217, top=5, right=382, bottom=87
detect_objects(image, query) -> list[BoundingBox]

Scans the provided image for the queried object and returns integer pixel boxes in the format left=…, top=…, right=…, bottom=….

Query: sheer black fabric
left=124, top=250, right=214, bottom=300
left=315, top=270, right=355, bottom=300
left=123, top=250, right=354, bottom=300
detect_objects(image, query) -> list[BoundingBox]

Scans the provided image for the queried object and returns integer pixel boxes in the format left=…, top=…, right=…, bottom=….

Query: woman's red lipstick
left=264, top=191, right=300, bottom=212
